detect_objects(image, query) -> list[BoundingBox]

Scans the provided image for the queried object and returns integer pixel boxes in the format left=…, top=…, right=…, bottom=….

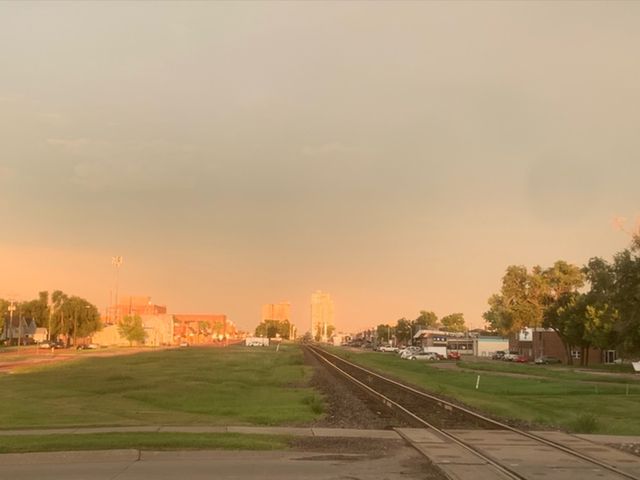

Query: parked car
left=38, top=340, right=65, bottom=349
left=408, top=351, right=440, bottom=361
left=378, top=345, right=398, bottom=353
left=514, top=355, right=529, bottom=363
left=492, top=351, right=506, bottom=360
left=399, top=346, right=423, bottom=359
left=534, top=355, right=562, bottom=365
left=503, top=351, right=520, bottom=361
left=447, top=351, right=461, bottom=360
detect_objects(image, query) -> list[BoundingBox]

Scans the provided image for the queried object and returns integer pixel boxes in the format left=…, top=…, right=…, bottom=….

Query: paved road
left=0, top=448, right=438, bottom=480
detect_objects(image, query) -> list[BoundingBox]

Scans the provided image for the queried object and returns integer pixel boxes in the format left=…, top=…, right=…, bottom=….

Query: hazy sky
left=1, top=1, right=639, bottom=332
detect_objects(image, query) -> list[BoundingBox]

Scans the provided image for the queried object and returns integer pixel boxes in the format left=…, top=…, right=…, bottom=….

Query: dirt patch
left=290, top=437, right=401, bottom=457
left=303, top=347, right=410, bottom=430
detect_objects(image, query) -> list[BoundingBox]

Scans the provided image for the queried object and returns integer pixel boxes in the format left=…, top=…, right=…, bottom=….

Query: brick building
left=173, top=314, right=236, bottom=345
left=509, top=328, right=615, bottom=365
left=106, top=296, right=167, bottom=324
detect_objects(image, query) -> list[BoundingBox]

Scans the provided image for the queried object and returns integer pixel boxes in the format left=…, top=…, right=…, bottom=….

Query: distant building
left=173, top=314, right=236, bottom=345
left=509, top=327, right=613, bottom=365
left=261, top=302, right=291, bottom=322
left=413, top=329, right=509, bottom=358
left=310, top=290, right=334, bottom=341
left=261, top=302, right=294, bottom=339
left=92, top=314, right=174, bottom=347
left=106, top=295, right=167, bottom=324
left=1, top=317, right=37, bottom=344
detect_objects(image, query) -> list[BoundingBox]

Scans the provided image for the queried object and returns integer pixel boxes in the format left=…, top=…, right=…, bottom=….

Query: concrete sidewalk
left=0, top=425, right=401, bottom=439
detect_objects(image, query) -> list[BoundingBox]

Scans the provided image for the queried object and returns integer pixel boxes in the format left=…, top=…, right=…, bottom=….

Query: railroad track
left=305, top=344, right=640, bottom=480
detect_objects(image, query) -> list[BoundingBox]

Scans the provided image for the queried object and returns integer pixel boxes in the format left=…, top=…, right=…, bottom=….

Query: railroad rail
left=304, top=344, right=640, bottom=480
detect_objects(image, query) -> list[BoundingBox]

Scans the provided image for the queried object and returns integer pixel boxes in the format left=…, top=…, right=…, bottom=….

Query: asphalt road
left=0, top=448, right=440, bottom=480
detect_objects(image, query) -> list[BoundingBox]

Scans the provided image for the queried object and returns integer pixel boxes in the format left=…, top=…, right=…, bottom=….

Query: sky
left=1, top=1, right=639, bottom=333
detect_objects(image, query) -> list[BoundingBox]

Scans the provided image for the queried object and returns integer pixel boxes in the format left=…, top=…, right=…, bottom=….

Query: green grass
left=457, top=359, right=640, bottom=384
left=0, top=344, right=322, bottom=429
left=0, top=432, right=289, bottom=453
left=328, top=348, right=640, bottom=435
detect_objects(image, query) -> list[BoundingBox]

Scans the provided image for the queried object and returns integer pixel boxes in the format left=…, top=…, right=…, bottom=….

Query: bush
left=572, top=413, right=599, bottom=433
left=302, top=394, right=325, bottom=415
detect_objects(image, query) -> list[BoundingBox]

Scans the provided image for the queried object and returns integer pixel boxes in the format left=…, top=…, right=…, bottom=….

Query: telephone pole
left=111, top=256, right=123, bottom=323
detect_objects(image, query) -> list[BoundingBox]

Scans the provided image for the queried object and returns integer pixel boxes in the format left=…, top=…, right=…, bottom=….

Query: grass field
left=0, top=344, right=321, bottom=430
left=328, top=348, right=640, bottom=435
left=0, top=432, right=290, bottom=454
left=457, top=359, right=640, bottom=384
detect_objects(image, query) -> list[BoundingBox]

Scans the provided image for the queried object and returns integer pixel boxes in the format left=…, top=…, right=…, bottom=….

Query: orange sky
left=1, top=2, right=639, bottom=332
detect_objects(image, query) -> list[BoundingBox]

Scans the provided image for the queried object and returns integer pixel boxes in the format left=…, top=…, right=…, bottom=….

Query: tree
left=610, top=246, right=640, bottom=356
left=118, top=314, right=147, bottom=346
left=0, top=298, right=9, bottom=335
left=395, top=318, right=412, bottom=344
left=414, top=311, right=438, bottom=329
left=255, top=319, right=292, bottom=339
left=18, top=291, right=49, bottom=328
left=543, top=291, right=585, bottom=365
left=483, top=265, right=544, bottom=335
left=376, top=324, right=393, bottom=343
left=440, top=313, right=466, bottom=333
left=540, top=261, right=586, bottom=364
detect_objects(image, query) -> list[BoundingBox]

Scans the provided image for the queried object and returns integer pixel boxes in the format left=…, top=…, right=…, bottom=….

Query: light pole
left=111, top=256, right=123, bottom=323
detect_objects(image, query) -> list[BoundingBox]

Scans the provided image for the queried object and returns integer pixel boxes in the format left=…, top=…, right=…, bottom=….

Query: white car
left=378, top=345, right=398, bottom=353
left=408, top=352, right=440, bottom=361
left=399, top=346, right=423, bottom=359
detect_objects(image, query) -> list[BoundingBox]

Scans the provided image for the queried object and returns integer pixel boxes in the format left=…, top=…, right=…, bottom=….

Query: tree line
left=0, top=290, right=101, bottom=345
left=255, top=319, right=294, bottom=339
left=375, top=310, right=467, bottom=345
left=483, top=236, right=640, bottom=364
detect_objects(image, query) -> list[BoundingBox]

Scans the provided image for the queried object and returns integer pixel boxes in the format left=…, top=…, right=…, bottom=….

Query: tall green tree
left=610, top=244, right=640, bottom=356
left=18, top=291, right=49, bottom=328
left=118, top=314, right=147, bottom=346
left=413, top=311, right=438, bottom=329
left=440, top=313, right=466, bottom=333
left=376, top=324, right=393, bottom=343
left=255, top=319, right=292, bottom=339
left=0, top=298, right=9, bottom=334
left=540, top=261, right=586, bottom=364
left=483, top=265, right=544, bottom=335
left=395, top=318, right=412, bottom=344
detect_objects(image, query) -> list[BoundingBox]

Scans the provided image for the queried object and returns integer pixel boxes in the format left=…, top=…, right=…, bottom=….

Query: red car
left=447, top=352, right=461, bottom=360
left=514, top=355, right=529, bottom=363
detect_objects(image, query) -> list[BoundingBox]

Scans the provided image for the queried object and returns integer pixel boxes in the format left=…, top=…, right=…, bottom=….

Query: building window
left=571, top=350, right=581, bottom=359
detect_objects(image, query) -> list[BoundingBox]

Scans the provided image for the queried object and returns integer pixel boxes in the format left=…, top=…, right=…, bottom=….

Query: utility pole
left=111, top=256, right=123, bottom=323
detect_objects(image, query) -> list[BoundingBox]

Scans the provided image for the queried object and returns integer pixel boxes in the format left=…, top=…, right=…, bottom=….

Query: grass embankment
left=457, top=359, right=639, bottom=384
left=0, top=433, right=289, bottom=454
left=329, top=348, right=640, bottom=435
left=0, top=344, right=322, bottom=451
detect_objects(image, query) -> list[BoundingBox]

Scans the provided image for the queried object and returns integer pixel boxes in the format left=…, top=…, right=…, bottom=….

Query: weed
left=571, top=413, right=599, bottom=433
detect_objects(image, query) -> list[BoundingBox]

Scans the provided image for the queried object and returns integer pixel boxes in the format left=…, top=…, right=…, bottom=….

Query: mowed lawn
left=0, top=344, right=322, bottom=429
left=329, top=348, right=640, bottom=436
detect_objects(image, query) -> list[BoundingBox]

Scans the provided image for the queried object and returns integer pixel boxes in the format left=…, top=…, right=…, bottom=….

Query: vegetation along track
left=305, top=344, right=640, bottom=480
